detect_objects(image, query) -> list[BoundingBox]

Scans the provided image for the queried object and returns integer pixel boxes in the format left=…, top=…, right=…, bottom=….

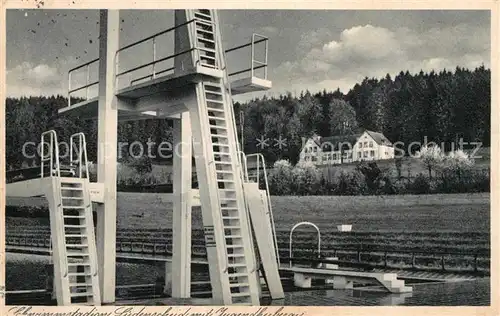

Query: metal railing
left=67, top=58, right=99, bottom=107
left=245, top=153, right=280, bottom=267
left=67, top=30, right=269, bottom=108
left=289, top=222, right=321, bottom=268
left=5, top=233, right=490, bottom=273
left=40, top=130, right=61, bottom=178
left=226, top=33, right=268, bottom=80
left=116, top=18, right=217, bottom=90
left=69, top=133, right=89, bottom=179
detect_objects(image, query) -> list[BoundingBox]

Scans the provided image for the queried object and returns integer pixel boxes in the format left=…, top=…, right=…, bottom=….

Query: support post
left=170, top=112, right=193, bottom=298
left=0, top=8, right=5, bottom=307
left=96, top=9, right=120, bottom=304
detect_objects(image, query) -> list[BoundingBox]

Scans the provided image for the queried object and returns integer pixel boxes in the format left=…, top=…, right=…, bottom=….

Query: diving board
left=6, top=178, right=105, bottom=203
left=280, top=266, right=413, bottom=293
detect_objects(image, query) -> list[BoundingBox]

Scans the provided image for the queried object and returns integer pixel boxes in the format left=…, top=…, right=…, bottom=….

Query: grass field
left=7, top=192, right=489, bottom=232
left=6, top=192, right=490, bottom=233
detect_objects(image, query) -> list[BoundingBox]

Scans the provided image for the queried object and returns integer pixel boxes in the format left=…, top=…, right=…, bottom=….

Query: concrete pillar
left=164, top=262, right=173, bottom=296
left=0, top=8, right=5, bottom=308
left=96, top=9, right=120, bottom=304
left=170, top=112, right=192, bottom=297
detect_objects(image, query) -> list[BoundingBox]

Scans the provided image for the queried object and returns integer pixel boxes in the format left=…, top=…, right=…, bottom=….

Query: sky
left=6, top=9, right=491, bottom=102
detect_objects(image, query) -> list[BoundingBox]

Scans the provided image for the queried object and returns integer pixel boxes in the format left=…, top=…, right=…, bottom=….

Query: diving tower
left=6, top=9, right=282, bottom=306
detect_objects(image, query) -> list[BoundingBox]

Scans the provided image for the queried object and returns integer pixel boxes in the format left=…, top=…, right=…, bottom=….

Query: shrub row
left=268, top=160, right=490, bottom=196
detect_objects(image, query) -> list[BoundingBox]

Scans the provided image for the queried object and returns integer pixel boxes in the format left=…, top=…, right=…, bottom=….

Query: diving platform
left=6, top=177, right=105, bottom=203
left=60, top=25, right=271, bottom=121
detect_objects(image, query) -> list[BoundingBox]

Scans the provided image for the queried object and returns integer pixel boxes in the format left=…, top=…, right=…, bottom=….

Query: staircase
left=42, top=130, right=100, bottom=305
left=59, top=177, right=101, bottom=305
left=193, top=9, right=218, bottom=69
left=191, top=9, right=261, bottom=305
left=376, top=273, right=413, bottom=293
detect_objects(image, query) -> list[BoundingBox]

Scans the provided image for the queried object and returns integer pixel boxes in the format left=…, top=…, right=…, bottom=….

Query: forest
left=5, top=65, right=490, bottom=170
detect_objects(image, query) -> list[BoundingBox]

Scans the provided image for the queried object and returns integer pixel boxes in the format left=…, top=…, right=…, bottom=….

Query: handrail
left=116, top=48, right=196, bottom=78
left=226, top=33, right=269, bottom=80
left=228, top=64, right=266, bottom=78
left=70, top=133, right=89, bottom=179
left=238, top=151, right=249, bottom=182
left=40, top=130, right=60, bottom=178
left=289, top=222, right=321, bottom=268
left=67, top=27, right=268, bottom=105
left=68, top=58, right=99, bottom=107
left=116, top=17, right=218, bottom=89
left=6, top=235, right=491, bottom=257
left=130, top=67, right=175, bottom=86
left=117, top=18, right=197, bottom=54
left=245, top=153, right=280, bottom=267
left=225, top=37, right=267, bottom=53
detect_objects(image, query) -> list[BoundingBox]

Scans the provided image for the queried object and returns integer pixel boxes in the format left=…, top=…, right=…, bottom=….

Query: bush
left=405, top=173, right=431, bottom=194
left=127, top=156, right=153, bottom=174
left=356, top=161, right=381, bottom=194
left=268, top=160, right=294, bottom=195
left=437, top=169, right=489, bottom=193
left=334, top=170, right=367, bottom=195
left=291, top=161, right=322, bottom=195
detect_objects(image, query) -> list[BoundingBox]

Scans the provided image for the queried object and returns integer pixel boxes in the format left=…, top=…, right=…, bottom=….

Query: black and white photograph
left=0, top=2, right=497, bottom=312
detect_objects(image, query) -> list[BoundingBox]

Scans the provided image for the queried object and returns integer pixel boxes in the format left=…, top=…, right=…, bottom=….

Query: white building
left=299, top=130, right=395, bottom=165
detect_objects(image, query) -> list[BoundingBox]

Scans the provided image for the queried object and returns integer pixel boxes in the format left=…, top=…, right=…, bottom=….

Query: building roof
left=315, top=134, right=362, bottom=152
left=305, top=130, right=393, bottom=152
left=365, top=130, right=393, bottom=146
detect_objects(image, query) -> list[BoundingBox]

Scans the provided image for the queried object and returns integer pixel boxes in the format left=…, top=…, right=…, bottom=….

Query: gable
left=301, top=138, right=321, bottom=153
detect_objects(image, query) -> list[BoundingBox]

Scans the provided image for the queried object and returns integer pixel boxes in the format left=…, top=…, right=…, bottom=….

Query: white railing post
left=289, top=222, right=321, bottom=268
left=152, top=37, right=156, bottom=79
left=86, top=64, right=90, bottom=100
left=68, top=72, right=72, bottom=107
left=251, top=34, right=255, bottom=78
left=264, top=36, right=268, bottom=80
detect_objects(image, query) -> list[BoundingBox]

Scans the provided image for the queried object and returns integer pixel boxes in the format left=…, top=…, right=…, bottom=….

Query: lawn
left=6, top=192, right=490, bottom=233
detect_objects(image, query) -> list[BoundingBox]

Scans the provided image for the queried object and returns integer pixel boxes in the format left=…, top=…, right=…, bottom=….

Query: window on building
left=369, top=142, right=373, bottom=148
left=364, top=151, right=368, bottom=158
left=364, top=142, right=368, bottom=147
left=313, top=147, right=317, bottom=152
left=312, top=156, right=317, bottom=162
left=359, top=142, right=363, bottom=148
left=358, top=152, right=362, bottom=158
left=370, top=150, right=375, bottom=157
left=385, top=151, right=388, bottom=156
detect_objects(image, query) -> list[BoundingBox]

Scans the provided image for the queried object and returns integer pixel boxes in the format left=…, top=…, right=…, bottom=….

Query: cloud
left=274, top=23, right=490, bottom=93
left=260, top=26, right=279, bottom=36
left=7, top=62, right=65, bottom=97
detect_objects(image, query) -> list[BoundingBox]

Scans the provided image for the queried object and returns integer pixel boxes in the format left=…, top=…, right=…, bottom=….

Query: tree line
left=5, top=65, right=490, bottom=170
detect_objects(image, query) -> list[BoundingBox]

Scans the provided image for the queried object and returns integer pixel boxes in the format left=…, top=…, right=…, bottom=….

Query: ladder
left=192, top=9, right=261, bottom=305
left=41, top=131, right=101, bottom=305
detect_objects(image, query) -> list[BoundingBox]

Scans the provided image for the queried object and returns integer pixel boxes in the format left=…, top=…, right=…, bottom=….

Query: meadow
left=6, top=192, right=490, bottom=232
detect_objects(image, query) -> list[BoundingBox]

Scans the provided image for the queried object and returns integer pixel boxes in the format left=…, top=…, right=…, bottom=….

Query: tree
left=417, top=145, right=445, bottom=179
left=442, top=149, right=473, bottom=180
left=327, top=98, right=359, bottom=136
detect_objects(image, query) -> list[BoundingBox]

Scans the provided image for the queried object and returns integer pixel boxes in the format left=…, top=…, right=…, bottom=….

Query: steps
left=191, top=9, right=260, bottom=305
left=194, top=9, right=217, bottom=69
left=374, top=273, right=413, bottom=293
left=58, top=179, right=101, bottom=305
left=41, top=130, right=101, bottom=306
left=202, top=78, right=259, bottom=305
